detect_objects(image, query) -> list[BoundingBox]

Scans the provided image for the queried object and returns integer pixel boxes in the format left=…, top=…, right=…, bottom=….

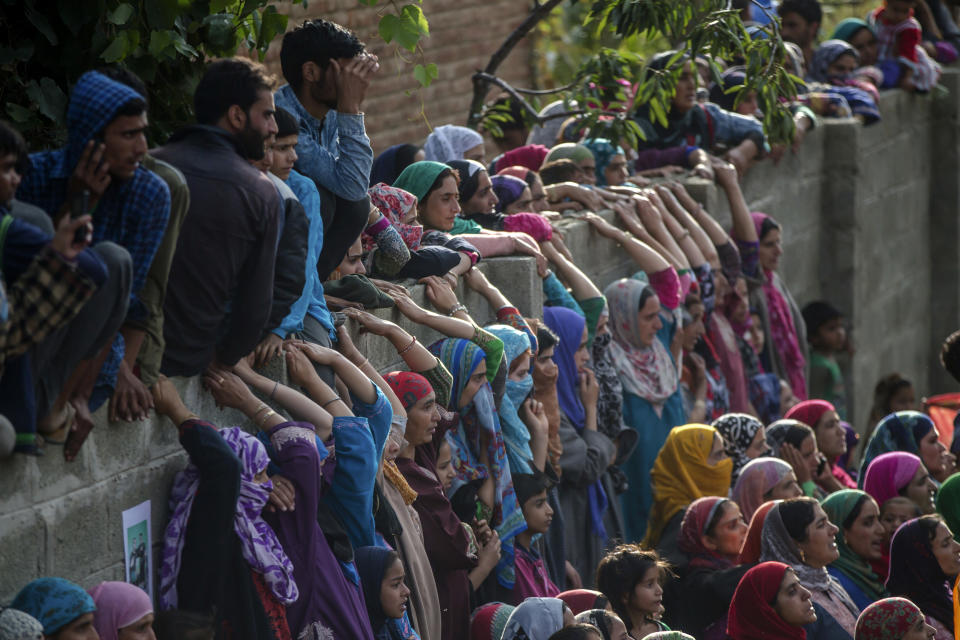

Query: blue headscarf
left=429, top=337, right=527, bottom=589
left=370, top=143, right=422, bottom=187
left=858, top=411, right=936, bottom=486
left=542, top=306, right=609, bottom=540
left=487, top=324, right=535, bottom=474
left=12, top=577, right=96, bottom=636
left=809, top=40, right=860, bottom=84
left=582, top=139, right=625, bottom=186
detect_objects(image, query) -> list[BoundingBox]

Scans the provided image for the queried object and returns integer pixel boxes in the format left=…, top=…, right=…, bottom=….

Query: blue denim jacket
left=274, top=85, right=373, bottom=201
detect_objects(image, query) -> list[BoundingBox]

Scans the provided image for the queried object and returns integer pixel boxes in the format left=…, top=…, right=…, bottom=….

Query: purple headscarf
left=862, top=452, right=922, bottom=507
left=159, top=426, right=298, bottom=609
left=491, top=174, right=528, bottom=213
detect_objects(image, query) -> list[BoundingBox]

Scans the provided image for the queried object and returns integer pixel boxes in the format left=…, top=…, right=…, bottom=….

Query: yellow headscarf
left=643, top=424, right=733, bottom=547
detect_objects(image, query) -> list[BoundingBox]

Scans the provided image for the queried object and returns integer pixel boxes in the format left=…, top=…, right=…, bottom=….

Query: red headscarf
left=784, top=400, right=835, bottom=429
left=678, top=497, right=737, bottom=568
left=496, top=165, right=533, bottom=182
left=557, top=589, right=607, bottom=615
left=384, top=371, right=434, bottom=410
left=738, top=500, right=778, bottom=564
left=728, top=562, right=807, bottom=640
left=494, top=144, right=549, bottom=173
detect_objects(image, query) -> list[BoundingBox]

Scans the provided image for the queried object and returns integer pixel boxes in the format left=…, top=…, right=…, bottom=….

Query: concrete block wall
left=3, top=70, right=960, bottom=603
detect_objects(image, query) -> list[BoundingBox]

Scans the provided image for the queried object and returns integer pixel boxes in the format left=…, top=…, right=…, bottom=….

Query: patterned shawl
left=859, top=411, right=935, bottom=486
left=159, top=426, right=298, bottom=608
left=644, top=425, right=733, bottom=547
left=429, top=337, right=526, bottom=588
left=886, top=518, right=955, bottom=631
left=821, top=490, right=888, bottom=602
left=733, top=457, right=794, bottom=522
left=582, top=138, right=624, bottom=186
left=759, top=502, right=860, bottom=618
left=712, top=413, right=769, bottom=484
left=855, top=597, right=923, bottom=640
left=367, top=183, right=423, bottom=251
left=592, top=321, right=629, bottom=443
left=487, top=324, right=536, bottom=474
left=603, top=278, right=679, bottom=409
left=751, top=212, right=807, bottom=400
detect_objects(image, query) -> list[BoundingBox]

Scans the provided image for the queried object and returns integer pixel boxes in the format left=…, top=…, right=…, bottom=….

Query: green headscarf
left=392, top=160, right=451, bottom=202
left=832, top=18, right=874, bottom=44
left=935, top=472, right=960, bottom=542
left=821, top=489, right=888, bottom=602
left=544, top=143, right=594, bottom=165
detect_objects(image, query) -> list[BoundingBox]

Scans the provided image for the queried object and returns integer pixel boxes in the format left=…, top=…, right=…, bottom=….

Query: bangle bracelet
left=354, top=358, right=370, bottom=369
left=257, top=410, right=278, bottom=428
left=322, top=396, right=340, bottom=408
left=252, top=402, right=269, bottom=417
left=397, top=335, right=418, bottom=355
left=447, top=303, right=467, bottom=317
left=270, top=380, right=279, bottom=401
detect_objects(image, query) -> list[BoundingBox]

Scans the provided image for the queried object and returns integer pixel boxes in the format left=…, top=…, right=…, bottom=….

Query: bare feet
left=63, top=397, right=94, bottom=462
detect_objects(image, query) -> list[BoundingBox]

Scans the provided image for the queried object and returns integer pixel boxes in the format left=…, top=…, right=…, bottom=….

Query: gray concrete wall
left=2, top=71, right=959, bottom=602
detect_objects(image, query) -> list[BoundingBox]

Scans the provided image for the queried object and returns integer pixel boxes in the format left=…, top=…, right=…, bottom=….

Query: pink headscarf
left=88, top=582, right=153, bottom=640
left=496, top=165, right=531, bottom=181
left=494, top=144, right=549, bottom=173
left=732, top=457, right=795, bottom=522
left=784, top=399, right=835, bottom=429
left=863, top=452, right=922, bottom=506
left=750, top=212, right=807, bottom=400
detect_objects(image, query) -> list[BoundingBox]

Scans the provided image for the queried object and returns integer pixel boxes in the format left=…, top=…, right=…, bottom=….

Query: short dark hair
left=596, top=544, right=669, bottom=633
left=275, top=106, right=299, bottom=138
left=280, top=19, right=365, bottom=92
left=779, top=497, right=819, bottom=544
left=96, top=66, right=149, bottom=123
left=513, top=471, right=554, bottom=507
left=536, top=324, right=560, bottom=353
left=548, top=624, right=602, bottom=640
left=539, top=159, right=582, bottom=185
left=941, top=330, right=960, bottom=383
left=778, top=0, right=822, bottom=24
left=194, top=58, right=276, bottom=126
left=0, top=120, right=30, bottom=174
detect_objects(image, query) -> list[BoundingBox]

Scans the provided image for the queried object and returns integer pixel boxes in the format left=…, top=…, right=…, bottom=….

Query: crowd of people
left=2, top=1, right=960, bottom=639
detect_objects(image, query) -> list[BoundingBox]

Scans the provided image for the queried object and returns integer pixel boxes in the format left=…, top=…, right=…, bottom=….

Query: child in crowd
left=355, top=547, right=413, bottom=640
left=802, top=301, right=849, bottom=420
left=868, top=0, right=942, bottom=92
left=595, top=545, right=671, bottom=638
left=511, top=471, right=561, bottom=604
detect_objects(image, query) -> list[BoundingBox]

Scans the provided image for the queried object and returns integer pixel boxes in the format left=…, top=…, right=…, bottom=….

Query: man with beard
left=274, top=19, right=378, bottom=282
left=154, top=57, right=281, bottom=377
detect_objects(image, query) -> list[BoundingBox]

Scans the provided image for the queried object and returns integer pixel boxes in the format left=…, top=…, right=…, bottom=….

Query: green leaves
left=413, top=63, right=438, bottom=87
left=107, top=3, right=135, bottom=25
left=379, top=4, right=429, bottom=52
left=25, top=78, right=67, bottom=122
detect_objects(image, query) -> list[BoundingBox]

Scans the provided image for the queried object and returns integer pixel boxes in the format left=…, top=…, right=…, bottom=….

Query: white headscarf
left=423, top=124, right=484, bottom=163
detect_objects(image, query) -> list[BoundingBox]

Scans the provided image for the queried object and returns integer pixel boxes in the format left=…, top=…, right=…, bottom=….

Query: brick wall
left=262, top=0, right=536, bottom=154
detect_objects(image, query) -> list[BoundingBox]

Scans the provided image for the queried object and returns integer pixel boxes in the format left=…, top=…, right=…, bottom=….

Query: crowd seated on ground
left=3, top=4, right=960, bottom=640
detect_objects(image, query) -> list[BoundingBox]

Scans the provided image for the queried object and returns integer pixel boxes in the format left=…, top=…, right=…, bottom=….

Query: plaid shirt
left=0, top=245, right=98, bottom=378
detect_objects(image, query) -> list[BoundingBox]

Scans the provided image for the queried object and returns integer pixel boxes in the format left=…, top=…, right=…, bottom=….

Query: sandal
left=37, top=403, right=75, bottom=445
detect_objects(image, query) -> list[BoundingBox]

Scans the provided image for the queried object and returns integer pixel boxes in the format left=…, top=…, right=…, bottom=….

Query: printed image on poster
left=122, top=500, right=153, bottom=599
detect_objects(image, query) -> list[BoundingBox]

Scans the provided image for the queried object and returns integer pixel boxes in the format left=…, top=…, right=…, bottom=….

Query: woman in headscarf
left=859, top=412, right=947, bottom=488
left=863, top=452, right=937, bottom=516
left=543, top=144, right=598, bottom=185
left=365, top=183, right=465, bottom=280
left=0, top=609, right=43, bottom=640
left=786, top=400, right=855, bottom=490
left=854, top=597, right=938, bottom=640
left=87, top=582, right=153, bottom=640
left=831, top=18, right=897, bottom=89
left=820, top=490, right=888, bottom=610
left=734, top=458, right=803, bottom=523
left=712, top=413, right=770, bottom=484
left=371, top=144, right=425, bottom=187
left=760, top=498, right=861, bottom=637
left=739, top=500, right=780, bottom=564
left=736, top=212, right=808, bottom=401
left=424, top=124, right=485, bottom=164
left=644, top=424, right=733, bottom=552
left=581, top=139, right=628, bottom=187
left=807, top=40, right=881, bottom=124
left=664, top=496, right=751, bottom=639
left=490, top=175, right=534, bottom=214
left=469, top=603, right=515, bottom=640
left=491, top=144, right=550, bottom=174
left=355, top=547, right=413, bottom=640
left=574, top=610, right=629, bottom=640
left=727, top=561, right=816, bottom=640
left=11, top=578, right=97, bottom=640
left=886, top=516, right=960, bottom=639
left=429, top=333, right=528, bottom=593
left=603, top=264, right=685, bottom=542
left=766, top=420, right=830, bottom=498
left=501, top=597, right=572, bottom=640
left=935, top=472, right=960, bottom=541
left=543, top=306, right=616, bottom=585
left=558, top=591, right=610, bottom=616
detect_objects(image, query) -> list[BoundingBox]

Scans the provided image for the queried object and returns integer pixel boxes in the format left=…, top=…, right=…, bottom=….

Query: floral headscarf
left=582, top=138, right=625, bottom=186
left=712, top=413, right=768, bottom=483
left=862, top=452, right=922, bottom=507
left=423, top=124, right=484, bottom=163
left=855, top=597, right=923, bottom=640
left=367, top=183, right=423, bottom=251
left=733, top=457, right=794, bottom=522
left=821, top=490, right=887, bottom=602
left=384, top=371, right=434, bottom=411
left=603, top=278, right=679, bottom=409
left=859, top=411, right=935, bottom=485
left=886, top=518, right=954, bottom=632
left=160, top=426, right=298, bottom=608
left=809, top=39, right=860, bottom=83
left=644, top=425, right=733, bottom=547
